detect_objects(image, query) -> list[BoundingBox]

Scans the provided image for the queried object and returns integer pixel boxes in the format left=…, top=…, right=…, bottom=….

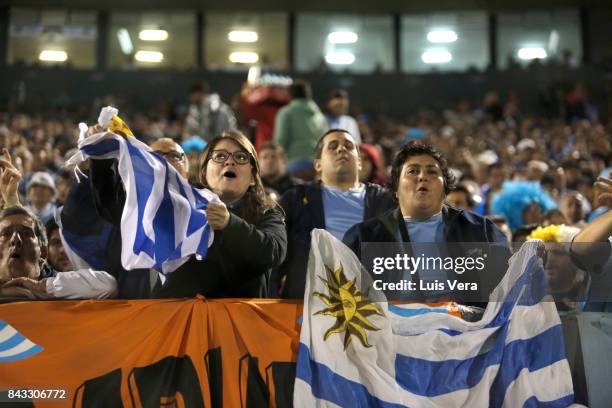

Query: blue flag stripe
left=126, top=142, right=156, bottom=259
left=521, top=394, right=575, bottom=408
left=395, top=324, right=565, bottom=397
left=80, top=139, right=120, bottom=157
left=0, top=332, right=28, bottom=352
left=388, top=305, right=451, bottom=317
left=0, top=345, right=43, bottom=363
left=297, top=343, right=405, bottom=408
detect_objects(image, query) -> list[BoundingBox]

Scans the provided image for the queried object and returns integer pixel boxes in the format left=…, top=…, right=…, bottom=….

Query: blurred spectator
left=273, top=80, right=328, bottom=180
left=446, top=185, right=475, bottom=212
left=325, top=89, right=361, bottom=143
left=45, top=218, right=72, bottom=273
left=358, top=143, right=388, bottom=186
left=240, top=81, right=291, bottom=152
left=491, top=181, right=557, bottom=231
left=181, top=135, right=207, bottom=184
left=185, top=81, right=237, bottom=141
left=26, top=172, right=56, bottom=224
left=55, top=169, right=74, bottom=206
left=543, top=209, right=570, bottom=226
left=259, top=142, right=303, bottom=196
left=559, top=192, right=587, bottom=227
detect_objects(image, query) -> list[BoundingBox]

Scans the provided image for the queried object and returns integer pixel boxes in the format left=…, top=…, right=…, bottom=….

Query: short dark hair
left=259, top=142, right=285, bottom=158
left=0, top=206, right=47, bottom=247
left=390, top=142, right=456, bottom=195
left=314, top=128, right=356, bottom=160
left=45, top=218, right=60, bottom=242
left=290, top=80, right=312, bottom=99
left=448, top=185, right=475, bottom=209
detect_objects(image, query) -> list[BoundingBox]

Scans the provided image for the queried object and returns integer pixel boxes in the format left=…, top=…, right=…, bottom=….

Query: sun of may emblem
left=313, top=263, right=384, bottom=350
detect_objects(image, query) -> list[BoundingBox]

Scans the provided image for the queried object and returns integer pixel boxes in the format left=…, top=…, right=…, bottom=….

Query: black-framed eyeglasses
left=154, top=150, right=185, bottom=162
left=210, top=149, right=250, bottom=165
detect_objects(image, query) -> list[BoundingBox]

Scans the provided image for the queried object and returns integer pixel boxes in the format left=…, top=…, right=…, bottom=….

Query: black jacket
left=90, top=159, right=287, bottom=298
left=278, top=181, right=396, bottom=299
left=343, top=206, right=512, bottom=303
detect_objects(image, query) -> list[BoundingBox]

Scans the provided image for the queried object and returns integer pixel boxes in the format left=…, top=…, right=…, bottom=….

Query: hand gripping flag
left=295, top=230, right=577, bottom=407
left=62, top=107, right=217, bottom=275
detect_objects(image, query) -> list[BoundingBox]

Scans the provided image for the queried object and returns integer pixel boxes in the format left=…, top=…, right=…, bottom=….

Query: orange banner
left=0, top=297, right=303, bottom=408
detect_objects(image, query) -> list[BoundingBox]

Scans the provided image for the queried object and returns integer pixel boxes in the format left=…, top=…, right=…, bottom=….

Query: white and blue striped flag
left=0, top=320, right=43, bottom=363
left=295, top=230, right=577, bottom=407
left=62, top=109, right=217, bottom=275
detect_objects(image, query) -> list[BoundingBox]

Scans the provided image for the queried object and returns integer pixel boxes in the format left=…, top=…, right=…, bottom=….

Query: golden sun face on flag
left=313, top=264, right=384, bottom=350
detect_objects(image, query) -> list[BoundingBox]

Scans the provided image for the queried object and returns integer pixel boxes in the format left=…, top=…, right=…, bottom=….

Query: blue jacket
left=278, top=182, right=396, bottom=299
left=343, top=206, right=512, bottom=304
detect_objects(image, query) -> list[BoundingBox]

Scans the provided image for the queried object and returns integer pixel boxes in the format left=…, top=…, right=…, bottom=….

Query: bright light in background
left=116, top=28, right=133, bottom=55
left=138, top=29, right=168, bottom=41
left=517, top=47, right=547, bottom=60
left=228, top=31, right=258, bottom=43
left=229, top=52, right=259, bottom=64
left=327, top=32, right=358, bottom=44
left=134, top=50, right=164, bottom=63
left=421, top=50, right=452, bottom=64
left=426, top=30, right=458, bottom=43
left=325, top=51, right=355, bottom=65
left=39, top=50, right=67, bottom=62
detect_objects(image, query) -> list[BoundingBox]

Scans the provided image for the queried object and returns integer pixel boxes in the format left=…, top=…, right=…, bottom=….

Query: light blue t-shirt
left=322, top=184, right=366, bottom=241
left=402, top=212, right=449, bottom=297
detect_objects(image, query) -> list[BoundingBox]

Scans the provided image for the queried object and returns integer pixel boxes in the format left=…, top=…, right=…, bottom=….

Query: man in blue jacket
left=278, top=129, right=396, bottom=299
left=343, top=142, right=511, bottom=304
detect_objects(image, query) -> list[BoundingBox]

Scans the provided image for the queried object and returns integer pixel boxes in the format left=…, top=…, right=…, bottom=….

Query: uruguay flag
left=295, top=230, right=576, bottom=407
left=62, top=109, right=217, bottom=275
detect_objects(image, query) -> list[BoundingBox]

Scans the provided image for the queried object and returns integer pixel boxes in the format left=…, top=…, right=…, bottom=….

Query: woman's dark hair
left=390, top=142, right=456, bottom=195
left=199, top=130, right=275, bottom=223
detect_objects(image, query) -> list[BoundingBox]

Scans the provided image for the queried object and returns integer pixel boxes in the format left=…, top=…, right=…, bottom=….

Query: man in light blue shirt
left=278, top=129, right=396, bottom=298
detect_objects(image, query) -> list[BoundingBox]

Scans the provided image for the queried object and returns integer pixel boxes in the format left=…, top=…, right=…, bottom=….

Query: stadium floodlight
left=421, top=50, right=452, bottom=64
left=117, top=28, right=133, bottom=55
left=228, top=31, right=258, bottom=43
left=427, top=30, right=458, bottom=43
left=517, top=47, right=547, bottom=60
left=39, top=50, right=67, bottom=62
left=135, top=50, right=164, bottom=63
left=327, top=32, right=358, bottom=44
left=325, top=51, right=355, bottom=65
left=229, top=52, right=259, bottom=64
left=138, top=29, right=168, bottom=41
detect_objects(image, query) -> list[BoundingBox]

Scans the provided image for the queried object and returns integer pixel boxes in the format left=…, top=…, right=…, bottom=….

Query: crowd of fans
left=0, top=78, right=610, bottom=311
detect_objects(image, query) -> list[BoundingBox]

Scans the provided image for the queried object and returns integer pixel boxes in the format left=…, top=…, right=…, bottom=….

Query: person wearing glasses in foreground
left=88, top=130, right=287, bottom=298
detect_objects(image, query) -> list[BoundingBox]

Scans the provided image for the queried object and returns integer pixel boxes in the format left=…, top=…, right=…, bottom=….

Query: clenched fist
left=205, top=202, right=230, bottom=230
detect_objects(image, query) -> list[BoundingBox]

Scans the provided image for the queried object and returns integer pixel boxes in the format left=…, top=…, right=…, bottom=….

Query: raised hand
left=0, top=148, right=22, bottom=207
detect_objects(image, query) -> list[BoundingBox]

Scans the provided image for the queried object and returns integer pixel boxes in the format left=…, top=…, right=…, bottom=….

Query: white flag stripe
left=393, top=302, right=560, bottom=362
left=0, top=339, right=38, bottom=358
left=0, top=324, right=17, bottom=343
left=502, top=360, right=575, bottom=408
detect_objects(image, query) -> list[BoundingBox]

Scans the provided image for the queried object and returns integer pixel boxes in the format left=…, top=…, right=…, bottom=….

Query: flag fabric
left=295, top=230, right=576, bottom=407
left=62, top=109, right=217, bottom=275
left=0, top=320, right=43, bottom=363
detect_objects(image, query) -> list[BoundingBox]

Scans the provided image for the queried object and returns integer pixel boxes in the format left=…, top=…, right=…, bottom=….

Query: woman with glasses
left=155, top=130, right=287, bottom=298
left=82, top=126, right=286, bottom=298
